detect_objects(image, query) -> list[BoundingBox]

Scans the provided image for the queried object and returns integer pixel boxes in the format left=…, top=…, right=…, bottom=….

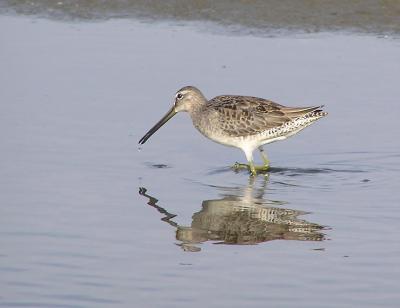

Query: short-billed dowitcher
left=139, top=86, right=327, bottom=175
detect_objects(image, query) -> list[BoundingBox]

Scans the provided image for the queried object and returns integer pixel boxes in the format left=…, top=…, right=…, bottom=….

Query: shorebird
left=139, top=86, right=327, bottom=175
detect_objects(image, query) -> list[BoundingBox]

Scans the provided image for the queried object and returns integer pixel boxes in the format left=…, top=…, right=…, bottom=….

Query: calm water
left=1, top=9, right=400, bottom=308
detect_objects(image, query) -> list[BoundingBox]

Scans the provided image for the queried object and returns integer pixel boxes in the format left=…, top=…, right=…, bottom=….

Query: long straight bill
left=138, top=106, right=177, bottom=144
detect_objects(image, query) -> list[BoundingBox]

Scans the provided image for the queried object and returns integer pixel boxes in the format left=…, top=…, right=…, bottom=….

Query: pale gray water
left=1, top=10, right=400, bottom=308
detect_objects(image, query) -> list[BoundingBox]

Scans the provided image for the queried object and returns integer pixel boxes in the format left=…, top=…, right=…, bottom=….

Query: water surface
left=1, top=10, right=400, bottom=308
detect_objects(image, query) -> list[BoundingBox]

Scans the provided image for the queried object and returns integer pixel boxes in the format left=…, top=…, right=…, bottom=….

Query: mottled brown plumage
left=208, top=95, right=324, bottom=137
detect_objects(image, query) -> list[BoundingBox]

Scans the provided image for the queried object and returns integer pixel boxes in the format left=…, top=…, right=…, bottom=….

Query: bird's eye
left=177, top=93, right=183, bottom=99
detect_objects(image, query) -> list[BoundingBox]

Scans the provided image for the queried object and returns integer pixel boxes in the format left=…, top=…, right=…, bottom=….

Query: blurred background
left=2, top=0, right=400, bottom=34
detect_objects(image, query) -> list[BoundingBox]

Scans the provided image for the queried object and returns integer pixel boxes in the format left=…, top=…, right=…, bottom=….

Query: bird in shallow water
left=139, top=86, right=327, bottom=175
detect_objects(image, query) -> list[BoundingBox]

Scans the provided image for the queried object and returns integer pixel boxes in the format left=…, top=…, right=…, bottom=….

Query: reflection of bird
left=139, top=86, right=327, bottom=175
left=139, top=178, right=325, bottom=252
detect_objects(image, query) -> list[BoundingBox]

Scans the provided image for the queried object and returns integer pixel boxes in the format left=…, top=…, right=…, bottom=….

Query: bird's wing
left=209, top=95, right=323, bottom=137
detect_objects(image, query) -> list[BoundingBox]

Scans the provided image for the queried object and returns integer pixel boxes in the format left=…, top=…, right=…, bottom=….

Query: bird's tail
left=283, top=105, right=328, bottom=120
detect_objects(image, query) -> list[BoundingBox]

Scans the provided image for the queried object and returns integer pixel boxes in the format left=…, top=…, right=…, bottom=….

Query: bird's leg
left=242, top=149, right=257, bottom=176
left=258, top=146, right=270, bottom=170
left=248, top=160, right=257, bottom=176
left=233, top=161, right=270, bottom=175
left=233, top=148, right=271, bottom=175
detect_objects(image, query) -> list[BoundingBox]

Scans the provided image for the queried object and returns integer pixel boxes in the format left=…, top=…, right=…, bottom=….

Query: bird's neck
left=187, top=101, right=206, bottom=117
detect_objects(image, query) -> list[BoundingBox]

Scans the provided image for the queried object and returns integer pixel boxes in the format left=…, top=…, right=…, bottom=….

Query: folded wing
left=210, top=95, right=324, bottom=137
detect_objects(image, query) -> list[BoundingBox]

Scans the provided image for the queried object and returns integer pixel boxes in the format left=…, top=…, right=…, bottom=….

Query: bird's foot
left=233, top=162, right=249, bottom=170
left=232, top=162, right=270, bottom=175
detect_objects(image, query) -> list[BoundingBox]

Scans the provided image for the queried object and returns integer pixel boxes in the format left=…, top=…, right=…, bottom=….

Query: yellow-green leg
left=233, top=147, right=270, bottom=175
left=233, top=162, right=269, bottom=175
left=258, top=146, right=270, bottom=169
left=233, top=161, right=257, bottom=175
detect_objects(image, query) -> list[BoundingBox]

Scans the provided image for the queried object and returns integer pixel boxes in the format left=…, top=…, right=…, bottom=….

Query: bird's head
left=173, top=86, right=207, bottom=113
left=138, top=86, right=206, bottom=145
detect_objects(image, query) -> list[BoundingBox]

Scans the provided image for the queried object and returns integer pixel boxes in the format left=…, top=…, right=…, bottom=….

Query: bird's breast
left=190, top=111, right=251, bottom=149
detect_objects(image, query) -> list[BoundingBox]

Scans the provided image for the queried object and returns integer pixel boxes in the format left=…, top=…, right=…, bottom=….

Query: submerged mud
left=1, top=0, right=400, bottom=35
